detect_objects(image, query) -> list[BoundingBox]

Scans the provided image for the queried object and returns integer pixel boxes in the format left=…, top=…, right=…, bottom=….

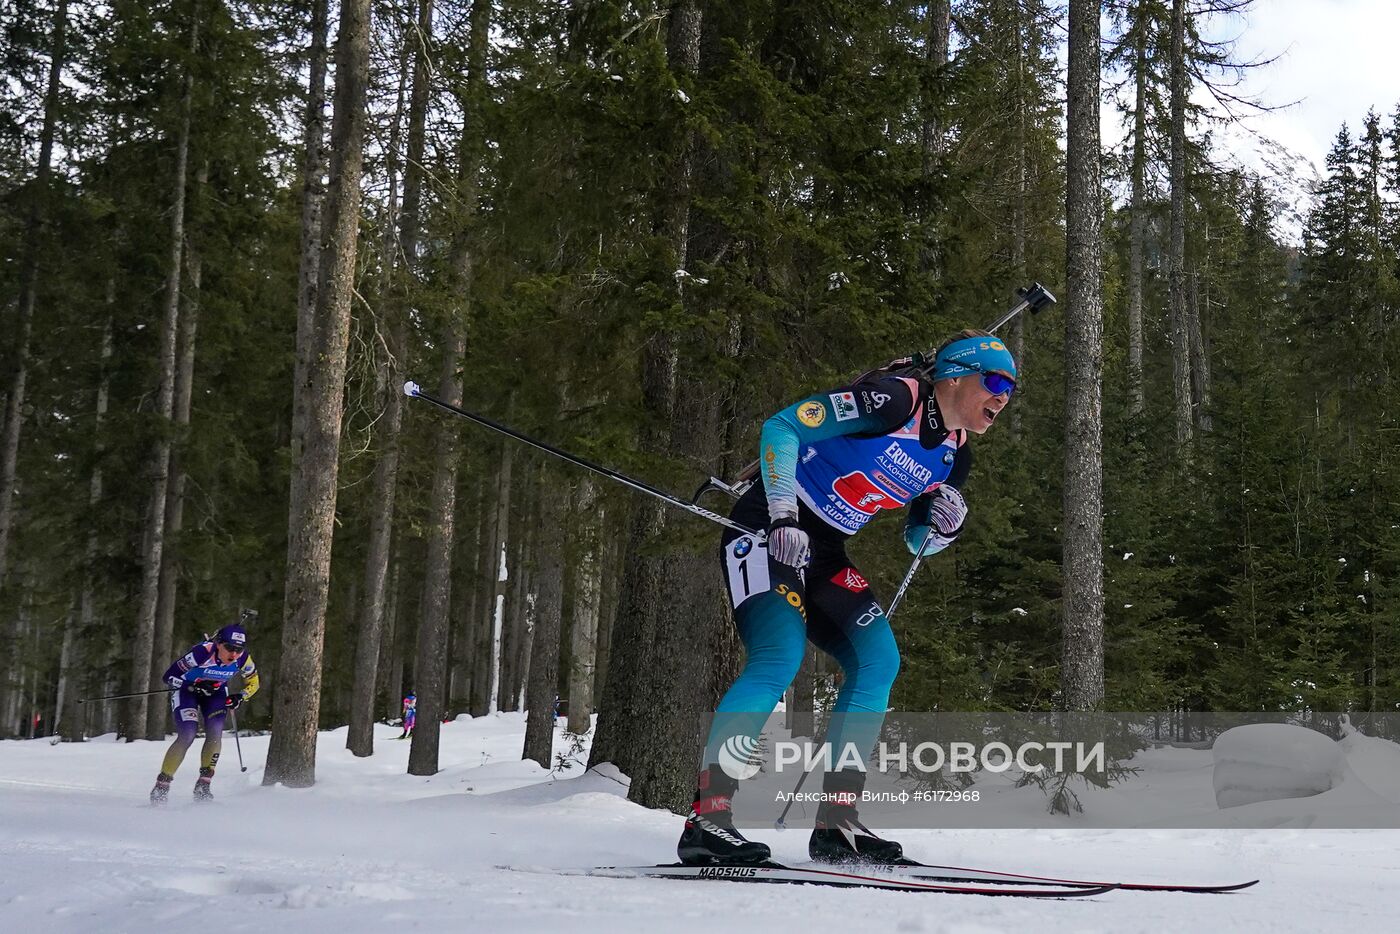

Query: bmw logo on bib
left=943, top=450, right=956, bottom=466
left=733, top=536, right=753, bottom=559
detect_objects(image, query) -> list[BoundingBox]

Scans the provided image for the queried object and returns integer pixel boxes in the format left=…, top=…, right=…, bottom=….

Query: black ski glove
left=189, top=678, right=221, bottom=697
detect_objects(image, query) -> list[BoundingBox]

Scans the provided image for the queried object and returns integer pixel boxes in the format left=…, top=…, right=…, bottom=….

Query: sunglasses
left=219, top=641, right=244, bottom=654
left=979, top=371, right=1016, bottom=398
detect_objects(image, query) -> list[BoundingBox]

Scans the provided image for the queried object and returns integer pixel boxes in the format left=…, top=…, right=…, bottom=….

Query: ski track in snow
left=2, top=715, right=1397, bottom=934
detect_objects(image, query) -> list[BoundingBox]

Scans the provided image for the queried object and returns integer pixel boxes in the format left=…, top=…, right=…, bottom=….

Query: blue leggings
left=705, top=526, right=899, bottom=773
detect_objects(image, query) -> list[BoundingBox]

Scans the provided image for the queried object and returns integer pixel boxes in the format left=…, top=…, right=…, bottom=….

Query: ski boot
left=193, top=767, right=215, bottom=803
left=809, top=770, right=904, bottom=864
left=677, top=765, right=771, bottom=865
left=150, top=773, right=173, bottom=806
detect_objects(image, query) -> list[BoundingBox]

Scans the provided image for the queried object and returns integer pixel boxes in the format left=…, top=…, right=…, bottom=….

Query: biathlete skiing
left=398, top=692, right=417, bottom=739
left=149, top=618, right=259, bottom=804
left=679, top=330, right=1018, bottom=866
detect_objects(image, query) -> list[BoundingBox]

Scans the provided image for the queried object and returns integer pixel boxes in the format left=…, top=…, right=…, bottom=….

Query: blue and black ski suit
left=704, top=370, right=971, bottom=781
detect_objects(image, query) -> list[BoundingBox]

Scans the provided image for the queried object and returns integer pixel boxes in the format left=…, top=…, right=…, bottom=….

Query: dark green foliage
left=3, top=0, right=1399, bottom=743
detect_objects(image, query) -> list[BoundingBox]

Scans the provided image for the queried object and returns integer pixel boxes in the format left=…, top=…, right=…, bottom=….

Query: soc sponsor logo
left=829, top=391, right=859, bottom=421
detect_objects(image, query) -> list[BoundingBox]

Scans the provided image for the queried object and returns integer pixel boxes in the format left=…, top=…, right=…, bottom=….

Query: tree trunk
left=468, top=459, right=498, bottom=717
left=789, top=645, right=816, bottom=738
left=380, top=558, right=402, bottom=720
left=0, top=0, right=67, bottom=591
left=593, top=511, right=623, bottom=714
left=513, top=514, right=539, bottom=711
left=1167, top=0, right=1194, bottom=447
left=921, top=0, right=950, bottom=173
left=348, top=0, right=432, bottom=758
left=499, top=480, right=531, bottom=711
left=4, top=591, right=34, bottom=736
left=919, top=0, right=951, bottom=271
left=452, top=475, right=488, bottom=709
left=522, top=476, right=566, bottom=767
left=480, top=442, right=514, bottom=714
left=517, top=591, right=537, bottom=714
left=456, top=475, right=486, bottom=707
left=54, top=602, right=77, bottom=739
left=128, top=7, right=198, bottom=738
left=566, top=477, right=601, bottom=733
left=146, top=163, right=206, bottom=740
left=1186, top=266, right=1212, bottom=431
left=1126, top=0, right=1149, bottom=419
left=406, top=0, right=487, bottom=772
left=67, top=302, right=115, bottom=743
left=590, top=0, right=717, bottom=814
left=291, top=0, right=330, bottom=461
left=405, top=335, right=466, bottom=775
left=919, top=0, right=951, bottom=276
left=1009, top=3, right=1028, bottom=438
left=1061, top=0, right=1106, bottom=711
left=264, top=0, right=372, bottom=787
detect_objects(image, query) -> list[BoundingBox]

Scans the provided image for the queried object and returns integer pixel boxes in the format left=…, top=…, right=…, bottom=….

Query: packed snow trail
left=2, top=714, right=1398, bottom=933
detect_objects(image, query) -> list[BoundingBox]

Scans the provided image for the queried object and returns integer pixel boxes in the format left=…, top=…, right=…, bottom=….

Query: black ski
left=508, top=862, right=1113, bottom=897
left=852, top=858, right=1257, bottom=894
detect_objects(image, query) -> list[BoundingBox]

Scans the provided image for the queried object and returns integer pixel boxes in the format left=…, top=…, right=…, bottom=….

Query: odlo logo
left=717, top=734, right=764, bottom=781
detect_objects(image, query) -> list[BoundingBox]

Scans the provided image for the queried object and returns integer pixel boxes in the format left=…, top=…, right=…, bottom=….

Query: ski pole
left=229, top=709, right=247, bottom=772
left=403, top=382, right=761, bottom=538
left=78, top=686, right=176, bottom=704
left=884, top=526, right=937, bottom=623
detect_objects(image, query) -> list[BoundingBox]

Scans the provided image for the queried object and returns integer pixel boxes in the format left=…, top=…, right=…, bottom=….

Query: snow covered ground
left=2, top=714, right=1398, bottom=933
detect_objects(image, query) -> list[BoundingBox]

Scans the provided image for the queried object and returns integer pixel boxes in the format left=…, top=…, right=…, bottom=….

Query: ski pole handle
left=985, top=282, right=1057, bottom=333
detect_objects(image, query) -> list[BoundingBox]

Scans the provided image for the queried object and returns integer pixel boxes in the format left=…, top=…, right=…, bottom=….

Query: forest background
left=3, top=0, right=1399, bottom=807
